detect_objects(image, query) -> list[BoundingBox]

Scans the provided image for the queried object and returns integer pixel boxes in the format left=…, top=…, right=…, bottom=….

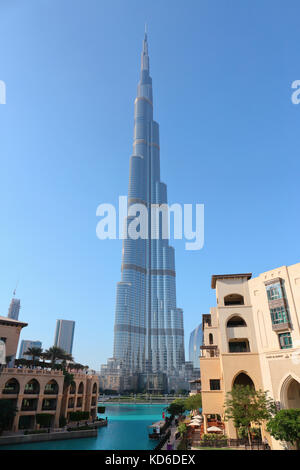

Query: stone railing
left=3, top=368, right=64, bottom=375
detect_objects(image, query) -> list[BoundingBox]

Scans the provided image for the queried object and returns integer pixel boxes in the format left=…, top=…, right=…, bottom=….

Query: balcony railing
left=2, top=388, right=19, bottom=394
left=272, top=321, right=291, bottom=332
left=3, top=368, right=63, bottom=375
left=42, top=405, right=57, bottom=411
left=200, top=345, right=220, bottom=357
left=44, top=389, right=58, bottom=395
left=21, top=405, right=38, bottom=411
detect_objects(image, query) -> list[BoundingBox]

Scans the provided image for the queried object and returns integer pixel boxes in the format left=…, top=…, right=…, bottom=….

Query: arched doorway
left=281, top=376, right=300, bottom=409
left=233, top=372, right=255, bottom=388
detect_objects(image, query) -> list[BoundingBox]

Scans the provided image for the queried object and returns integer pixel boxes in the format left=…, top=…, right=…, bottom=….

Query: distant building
left=168, top=362, right=200, bottom=393
left=189, top=323, right=203, bottom=368
left=54, top=320, right=75, bottom=354
left=8, top=298, right=21, bottom=320
left=19, top=340, right=42, bottom=360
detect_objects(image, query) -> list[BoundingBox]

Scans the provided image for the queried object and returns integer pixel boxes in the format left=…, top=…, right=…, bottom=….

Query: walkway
left=162, top=420, right=178, bottom=450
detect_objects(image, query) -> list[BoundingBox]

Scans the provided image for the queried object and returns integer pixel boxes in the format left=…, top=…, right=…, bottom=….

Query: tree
left=166, top=399, right=186, bottom=417
left=267, top=409, right=300, bottom=450
left=43, top=346, right=74, bottom=368
left=0, top=400, right=17, bottom=434
left=178, top=422, right=187, bottom=437
left=63, top=370, right=74, bottom=391
left=224, top=385, right=276, bottom=444
left=185, top=394, right=202, bottom=412
left=24, top=347, right=43, bottom=365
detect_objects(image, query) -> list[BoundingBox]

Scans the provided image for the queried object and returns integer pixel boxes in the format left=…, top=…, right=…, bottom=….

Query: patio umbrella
left=207, top=426, right=222, bottom=432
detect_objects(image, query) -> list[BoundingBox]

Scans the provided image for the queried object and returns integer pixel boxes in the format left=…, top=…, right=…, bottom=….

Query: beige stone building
left=200, top=263, right=300, bottom=449
left=0, top=316, right=99, bottom=432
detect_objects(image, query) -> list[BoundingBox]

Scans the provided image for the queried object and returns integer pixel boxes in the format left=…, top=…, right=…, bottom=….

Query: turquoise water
left=1, top=403, right=168, bottom=450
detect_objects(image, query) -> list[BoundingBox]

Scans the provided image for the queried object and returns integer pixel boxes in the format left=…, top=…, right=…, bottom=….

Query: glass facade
left=113, top=33, right=185, bottom=375
left=54, top=320, right=75, bottom=354
left=189, top=324, right=203, bottom=368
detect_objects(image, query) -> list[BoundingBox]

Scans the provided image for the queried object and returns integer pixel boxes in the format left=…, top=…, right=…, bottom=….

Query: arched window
left=44, top=379, right=59, bottom=395
left=209, top=333, right=214, bottom=345
left=92, top=383, right=98, bottom=394
left=3, top=378, right=20, bottom=394
left=78, top=382, right=84, bottom=394
left=233, top=372, right=255, bottom=388
left=227, top=316, right=247, bottom=327
left=24, top=379, right=40, bottom=394
left=224, top=294, right=244, bottom=306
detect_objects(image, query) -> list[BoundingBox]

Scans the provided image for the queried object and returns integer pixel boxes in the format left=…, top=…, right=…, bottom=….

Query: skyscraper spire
left=141, top=26, right=149, bottom=72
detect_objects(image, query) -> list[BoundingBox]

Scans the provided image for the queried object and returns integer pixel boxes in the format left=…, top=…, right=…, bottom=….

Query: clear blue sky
left=0, top=0, right=299, bottom=370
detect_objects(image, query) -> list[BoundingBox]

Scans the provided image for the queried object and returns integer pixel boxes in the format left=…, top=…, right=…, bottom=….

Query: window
left=224, top=294, right=244, bottom=306
left=279, top=333, right=293, bottom=349
left=228, top=340, right=250, bottom=353
left=266, top=282, right=282, bottom=301
left=270, top=306, right=289, bottom=325
left=209, top=333, right=214, bottom=345
left=210, top=379, right=220, bottom=390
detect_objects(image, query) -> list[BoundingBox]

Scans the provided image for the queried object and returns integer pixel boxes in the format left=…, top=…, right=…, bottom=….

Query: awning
left=207, top=426, right=222, bottom=432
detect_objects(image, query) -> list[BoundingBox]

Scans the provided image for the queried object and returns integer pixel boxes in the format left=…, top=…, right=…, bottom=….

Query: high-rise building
left=8, top=298, right=21, bottom=320
left=189, top=323, right=203, bottom=368
left=113, top=31, right=185, bottom=376
left=54, top=319, right=75, bottom=354
left=19, top=340, right=42, bottom=359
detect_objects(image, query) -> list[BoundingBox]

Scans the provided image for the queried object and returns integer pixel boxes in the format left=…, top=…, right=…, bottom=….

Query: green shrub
left=59, top=415, right=67, bottom=428
left=69, top=411, right=90, bottom=421
left=67, top=425, right=95, bottom=431
left=36, top=414, right=53, bottom=427
left=202, top=433, right=227, bottom=441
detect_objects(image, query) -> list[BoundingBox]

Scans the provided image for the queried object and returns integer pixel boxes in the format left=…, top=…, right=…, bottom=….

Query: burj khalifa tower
left=113, top=31, right=185, bottom=377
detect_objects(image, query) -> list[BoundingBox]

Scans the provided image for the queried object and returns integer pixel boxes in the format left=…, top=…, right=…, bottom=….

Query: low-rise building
left=0, top=315, right=99, bottom=432
left=199, top=263, right=300, bottom=450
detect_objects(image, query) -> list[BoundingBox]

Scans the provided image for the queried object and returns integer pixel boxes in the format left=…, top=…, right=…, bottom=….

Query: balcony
left=272, top=321, right=291, bottom=332
left=42, top=399, right=57, bottom=411
left=21, top=400, right=38, bottom=412
left=200, top=345, right=220, bottom=358
left=227, top=326, right=249, bottom=340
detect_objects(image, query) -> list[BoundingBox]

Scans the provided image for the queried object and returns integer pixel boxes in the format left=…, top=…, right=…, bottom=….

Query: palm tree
left=44, top=346, right=74, bottom=368
left=24, top=347, right=43, bottom=366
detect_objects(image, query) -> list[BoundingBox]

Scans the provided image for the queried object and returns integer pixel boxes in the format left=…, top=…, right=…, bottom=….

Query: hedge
left=36, top=414, right=53, bottom=426
left=69, top=411, right=90, bottom=421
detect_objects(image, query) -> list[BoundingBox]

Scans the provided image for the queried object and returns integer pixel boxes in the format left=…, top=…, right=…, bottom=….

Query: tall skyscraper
left=54, top=319, right=75, bottom=354
left=8, top=298, right=21, bottom=320
left=19, top=340, right=42, bottom=359
left=189, top=323, right=203, bottom=368
left=113, top=32, right=185, bottom=376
